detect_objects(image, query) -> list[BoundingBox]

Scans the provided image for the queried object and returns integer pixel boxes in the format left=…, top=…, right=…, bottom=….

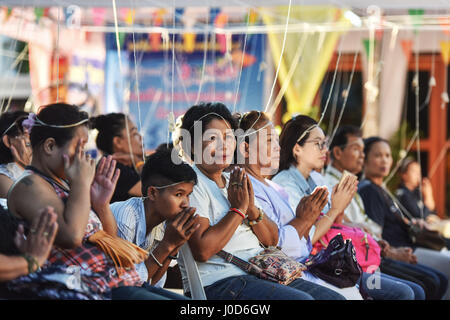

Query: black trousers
left=380, top=258, right=442, bottom=300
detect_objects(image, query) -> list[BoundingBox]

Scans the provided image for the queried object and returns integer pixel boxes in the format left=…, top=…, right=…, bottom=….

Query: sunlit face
left=334, top=135, right=365, bottom=174
left=402, top=162, right=422, bottom=188
left=114, top=120, right=143, bottom=157
left=151, top=182, right=194, bottom=221
left=195, top=118, right=236, bottom=173
left=364, top=141, right=393, bottom=179
left=244, top=124, right=280, bottom=176
left=295, top=126, right=328, bottom=171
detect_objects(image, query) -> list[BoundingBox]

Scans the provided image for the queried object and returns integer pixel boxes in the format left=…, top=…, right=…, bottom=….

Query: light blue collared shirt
left=273, top=165, right=332, bottom=212
left=110, top=197, right=166, bottom=287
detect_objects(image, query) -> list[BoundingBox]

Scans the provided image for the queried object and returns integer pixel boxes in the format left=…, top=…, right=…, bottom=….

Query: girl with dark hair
left=395, top=158, right=450, bottom=239
left=272, top=115, right=357, bottom=245
left=6, top=103, right=175, bottom=300
left=359, top=137, right=450, bottom=299
left=176, top=103, right=345, bottom=300
left=90, top=113, right=144, bottom=203
left=0, top=111, right=32, bottom=197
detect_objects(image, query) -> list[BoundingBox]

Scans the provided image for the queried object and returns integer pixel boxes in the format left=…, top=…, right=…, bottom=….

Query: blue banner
left=105, top=30, right=266, bottom=150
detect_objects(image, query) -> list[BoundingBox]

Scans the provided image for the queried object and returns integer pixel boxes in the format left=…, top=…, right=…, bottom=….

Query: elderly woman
left=176, top=102, right=345, bottom=300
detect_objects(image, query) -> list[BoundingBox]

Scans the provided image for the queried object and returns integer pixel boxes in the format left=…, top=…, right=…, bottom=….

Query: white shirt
left=177, top=165, right=264, bottom=291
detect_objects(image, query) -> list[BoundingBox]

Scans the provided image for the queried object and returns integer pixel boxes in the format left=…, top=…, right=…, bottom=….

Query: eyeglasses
left=303, top=139, right=328, bottom=151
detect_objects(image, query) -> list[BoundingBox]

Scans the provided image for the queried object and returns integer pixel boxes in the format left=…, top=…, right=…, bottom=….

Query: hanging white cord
left=0, top=7, right=26, bottom=113
left=130, top=2, right=146, bottom=161
left=265, top=30, right=309, bottom=118
left=384, top=130, right=419, bottom=185
left=112, top=0, right=136, bottom=169
left=0, top=45, right=28, bottom=113
left=55, top=7, right=61, bottom=102
left=327, top=68, right=343, bottom=138
left=413, top=33, right=424, bottom=220
left=232, top=11, right=250, bottom=114
left=194, top=8, right=209, bottom=105
left=167, top=3, right=176, bottom=147
left=263, top=0, right=292, bottom=113
left=2, top=61, right=24, bottom=114
left=327, top=49, right=359, bottom=147
left=317, top=48, right=342, bottom=127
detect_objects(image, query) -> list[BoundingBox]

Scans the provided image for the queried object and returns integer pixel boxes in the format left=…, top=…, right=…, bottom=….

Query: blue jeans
left=392, top=259, right=448, bottom=300
left=361, top=272, right=417, bottom=300
left=112, top=283, right=189, bottom=300
left=204, top=275, right=346, bottom=300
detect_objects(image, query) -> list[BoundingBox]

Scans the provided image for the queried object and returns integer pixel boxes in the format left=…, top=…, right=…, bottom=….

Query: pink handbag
left=313, top=223, right=381, bottom=273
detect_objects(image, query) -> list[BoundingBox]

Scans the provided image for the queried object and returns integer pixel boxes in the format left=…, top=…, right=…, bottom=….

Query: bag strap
left=373, top=183, right=413, bottom=224
left=217, top=250, right=255, bottom=273
left=381, top=185, right=417, bottom=224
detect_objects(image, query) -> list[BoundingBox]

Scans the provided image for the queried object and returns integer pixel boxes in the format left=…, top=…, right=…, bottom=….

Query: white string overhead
left=111, top=0, right=137, bottom=169
left=263, top=0, right=292, bottom=113
left=130, top=0, right=146, bottom=161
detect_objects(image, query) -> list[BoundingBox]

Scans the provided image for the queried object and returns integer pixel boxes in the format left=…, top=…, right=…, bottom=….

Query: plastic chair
left=179, top=243, right=207, bottom=300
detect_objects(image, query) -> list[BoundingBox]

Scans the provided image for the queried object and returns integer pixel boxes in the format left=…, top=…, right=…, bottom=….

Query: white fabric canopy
left=1, top=0, right=450, bottom=9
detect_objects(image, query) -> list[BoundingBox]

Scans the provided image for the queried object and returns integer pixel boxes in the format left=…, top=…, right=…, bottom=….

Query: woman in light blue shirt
left=272, top=115, right=357, bottom=244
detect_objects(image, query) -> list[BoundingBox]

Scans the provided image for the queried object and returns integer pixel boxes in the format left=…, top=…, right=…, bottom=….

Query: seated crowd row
left=0, top=102, right=449, bottom=300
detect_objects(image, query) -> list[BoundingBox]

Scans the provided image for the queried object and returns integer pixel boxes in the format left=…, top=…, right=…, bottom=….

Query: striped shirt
left=110, top=197, right=166, bottom=286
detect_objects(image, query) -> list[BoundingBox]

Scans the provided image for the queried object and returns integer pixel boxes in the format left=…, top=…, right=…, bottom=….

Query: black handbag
left=304, top=234, right=362, bottom=288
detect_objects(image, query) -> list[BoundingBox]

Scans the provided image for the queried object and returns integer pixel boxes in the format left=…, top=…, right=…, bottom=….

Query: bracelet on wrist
left=244, top=207, right=264, bottom=226
left=149, top=251, right=163, bottom=267
left=229, top=207, right=247, bottom=219
left=321, top=214, right=334, bottom=223
left=21, top=253, right=41, bottom=274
